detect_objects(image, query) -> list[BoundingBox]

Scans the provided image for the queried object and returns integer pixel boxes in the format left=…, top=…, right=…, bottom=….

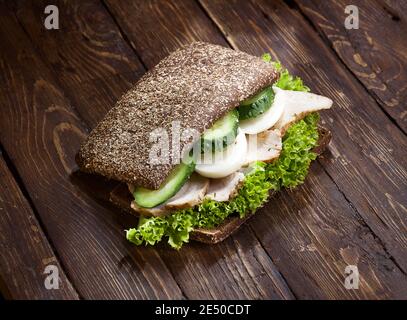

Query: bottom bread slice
left=110, top=126, right=332, bottom=244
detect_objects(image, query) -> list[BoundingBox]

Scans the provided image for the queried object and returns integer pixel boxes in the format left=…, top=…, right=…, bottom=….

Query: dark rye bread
left=76, top=42, right=279, bottom=189
left=110, top=126, right=332, bottom=244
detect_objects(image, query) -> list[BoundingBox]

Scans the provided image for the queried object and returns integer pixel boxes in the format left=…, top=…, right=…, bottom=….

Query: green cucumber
left=133, top=160, right=195, bottom=208
left=201, top=110, right=239, bottom=153
left=238, top=87, right=274, bottom=120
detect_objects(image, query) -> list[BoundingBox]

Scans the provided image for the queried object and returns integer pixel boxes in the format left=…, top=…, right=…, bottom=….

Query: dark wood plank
left=0, top=153, right=79, bottom=299
left=157, top=226, right=295, bottom=299
left=10, top=0, right=406, bottom=299
left=105, top=0, right=225, bottom=67
left=254, top=162, right=407, bottom=299
left=107, top=0, right=407, bottom=299
left=13, top=0, right=293, bottom=299
left=200, top=0, right=407, bottom=273
left=382, top=0, right=407, bottom=20
left=11, top=0, right=144, bottom=127
left=198, top=0, right=407, bottom=298
left=0, top=2, right=183, bottom=299
left=102, top=0, right=296, bottom=299
left=295, top=0, right=407, bottom=132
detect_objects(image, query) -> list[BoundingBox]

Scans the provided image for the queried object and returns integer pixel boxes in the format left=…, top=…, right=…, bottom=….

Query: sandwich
left=76, top=42, right=333, bottom=249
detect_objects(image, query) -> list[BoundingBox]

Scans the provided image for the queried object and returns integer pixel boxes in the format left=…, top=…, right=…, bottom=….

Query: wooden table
left=0, top=0, right=406, bottom=300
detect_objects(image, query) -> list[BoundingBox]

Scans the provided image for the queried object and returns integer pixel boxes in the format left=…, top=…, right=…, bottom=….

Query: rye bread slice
left=110, top=126, right=332, bottom=244
left=76, top=42, right=278, bottom=190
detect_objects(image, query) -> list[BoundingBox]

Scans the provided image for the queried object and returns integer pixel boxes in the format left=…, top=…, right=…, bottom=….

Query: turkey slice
left=129, top=174, right=209, bottom=216
left=274, top=87, right=333, bottom=134
left=131, top=201, right=168, bottom=217
left=205, top=172, right=245, bottom=202
left=165, top=173, right=209, bottom=210
left=245, top=129, right=282, bottom=165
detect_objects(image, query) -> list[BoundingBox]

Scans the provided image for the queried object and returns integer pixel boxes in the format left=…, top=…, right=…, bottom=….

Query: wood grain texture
left=252, top=162, right=407, bottom=299
left=0, top=153, right=79, bottom=299
left=0, top=2, right=183, bottom=299
left=202, top=0, right=407, bottom=298
left=382, top=0, right=407, bottom=20
left=157, top=226, right=294, bottom=299
left=105, top=0, right=226, bottom=67
left=13, top=0, right=294, bottom=299
left=1, top=0, right=405, bottom=299
left=103, top=0, right=295, bottom=299
left=200, top=0, right=407, bottom=272
left=12, top=0, right=144, bottom=128
left=295, top=0, right=407, bottom=132
left=108, top=0, right=407, bottom=299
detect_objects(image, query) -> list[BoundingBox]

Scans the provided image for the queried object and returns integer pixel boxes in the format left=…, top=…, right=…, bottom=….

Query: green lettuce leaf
left=267, top=113, right=319, bottom=190
left=262, top=54, right=309, bottom=92
left=127, top=162, right=270, bottom=249
left=126, top=59, right=319, bottom=249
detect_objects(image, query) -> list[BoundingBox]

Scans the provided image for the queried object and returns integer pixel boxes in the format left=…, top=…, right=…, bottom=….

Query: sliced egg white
left=239, top=86, right=285, bottom=134
left=195, top=130, right=247, bottom=178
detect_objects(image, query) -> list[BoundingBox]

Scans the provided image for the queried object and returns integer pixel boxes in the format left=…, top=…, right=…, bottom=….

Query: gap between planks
left=0, top=144, right=81, bottom=299
left=196, top=0, right=406, bottom=274
left=99, top=0, right=296, bottom=299
left=100, top=0, right=149, bottom=71
left=11, top=0, right=281, bottom=299
left=6, top=4, right=184, bottom=299
left=194, top=0, right=299, bottom=299
left=316, top=157, right=407, bottom=276
left=101, top=0, right=406, bottom=296
left=286, top=0, right=407, bottom=136
left=2, top=8, right=87, bottom=299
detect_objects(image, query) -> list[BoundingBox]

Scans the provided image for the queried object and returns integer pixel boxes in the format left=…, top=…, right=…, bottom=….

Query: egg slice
left=195, top=130, right=247, bottom=178
left=239, top=86, right=285, bottom=134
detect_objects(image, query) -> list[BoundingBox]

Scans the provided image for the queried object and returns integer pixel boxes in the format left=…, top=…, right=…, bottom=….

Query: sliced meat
left=245, top=129, right=282, bottom=165
left=130, top=201, right=168, bottom=217
left=130, top=173, right=209, bottom=216
left=205, top=172, right=245, bottom=202
left=165, top=174, right=209, bottom=209
left=274, top=88, right=333, bottom=134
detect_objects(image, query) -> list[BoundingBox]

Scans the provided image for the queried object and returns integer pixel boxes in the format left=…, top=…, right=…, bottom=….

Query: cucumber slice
left=133, top=160, right=195, bottom=208
left=238, top=87, right=274, bottom=120
left=201, top=110, right=239, bottom=153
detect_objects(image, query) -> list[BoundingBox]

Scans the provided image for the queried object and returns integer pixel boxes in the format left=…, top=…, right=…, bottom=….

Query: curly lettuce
left=127, top=162, right=270, bottom=249
left=262, top=54, right=310, bottom=92
left=267, top=113, right=319, bottom=190
left=127, top=59, right=320, bottom=249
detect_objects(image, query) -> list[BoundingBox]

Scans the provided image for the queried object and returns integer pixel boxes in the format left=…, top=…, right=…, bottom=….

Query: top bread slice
left=76, top=42, right=279, bottom=189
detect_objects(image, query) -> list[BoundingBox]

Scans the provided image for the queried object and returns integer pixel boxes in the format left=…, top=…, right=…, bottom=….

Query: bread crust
left=76, top=42, right=278, bottom=189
